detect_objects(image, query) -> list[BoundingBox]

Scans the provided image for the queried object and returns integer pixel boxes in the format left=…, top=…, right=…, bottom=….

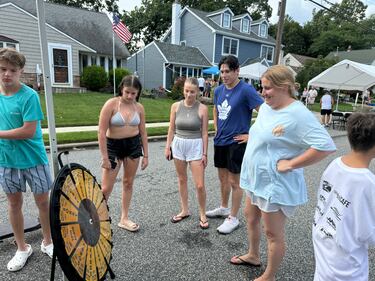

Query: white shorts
left=245, top=191, right=296, bottom=218
left=172, top=136, right=203, bottom=162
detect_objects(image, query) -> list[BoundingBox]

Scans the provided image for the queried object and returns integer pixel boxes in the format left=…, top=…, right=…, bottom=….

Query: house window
left=222, top=13, right=231, bottom=28
left=181, top=67, right=187, bottom=77
left=261, top=45, right=274, bottom=62
left=1, top=42, right=19, bottom=50
left=242, top=19, right=250, bottom=33
left=109, top=58, right=113, bottom=70
left=188, top=68, right=193, bottom=77
left=116, top=59, right=122, bottom=68
left=260, top=24, right=267, bottom=37
left=285, top=58, right=290, bottom=65
left=91, top=56, right=97, bottom=65
left=197, top=69, right=202, bottom=77
left=222, top=37, right=239, bottom=56
left=100, top=57, right=105, bottom=68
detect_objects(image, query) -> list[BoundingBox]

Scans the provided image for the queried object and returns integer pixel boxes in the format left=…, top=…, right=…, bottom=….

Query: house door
left=53, top=48, right=68, bottom=83
left=48, top=43, right=72, bottom=86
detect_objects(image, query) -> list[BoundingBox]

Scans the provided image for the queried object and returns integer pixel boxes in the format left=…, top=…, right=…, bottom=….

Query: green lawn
left=43, top=124, right=216, bottom=145
left=311, top=102, right=353, bottom=112
left=39, top=92, right=213, bottom=127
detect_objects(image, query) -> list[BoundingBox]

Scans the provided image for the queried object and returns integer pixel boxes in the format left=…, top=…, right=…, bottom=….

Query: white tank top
left=321, top=94, right=332, bottom=110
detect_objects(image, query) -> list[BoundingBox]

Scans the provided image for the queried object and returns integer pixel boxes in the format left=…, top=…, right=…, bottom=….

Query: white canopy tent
left=239, top=61, right=269, bottom=80
left=308, top=59, right=375, bottom=110
left=308, top=59, right=375, bottom=91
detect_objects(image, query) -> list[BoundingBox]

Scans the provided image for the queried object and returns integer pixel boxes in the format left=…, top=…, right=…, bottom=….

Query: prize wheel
left=50, top=162, right=114, bottom=281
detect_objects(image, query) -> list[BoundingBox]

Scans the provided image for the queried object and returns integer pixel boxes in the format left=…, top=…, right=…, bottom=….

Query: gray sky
left=118, top=0, right=375, bottom=25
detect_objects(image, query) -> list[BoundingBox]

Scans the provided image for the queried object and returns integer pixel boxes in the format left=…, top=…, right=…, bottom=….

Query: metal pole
left=274, top=0, right=287, bottom=65
left=36, top=0, right=59, bottom=177
left=112, top=32, right=116, bottom=96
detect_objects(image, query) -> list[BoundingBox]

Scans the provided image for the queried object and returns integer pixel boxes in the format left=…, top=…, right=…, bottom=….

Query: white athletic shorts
left=171, top=136, right=203, bottom=162
left=245, top=190, right=296, bottom=218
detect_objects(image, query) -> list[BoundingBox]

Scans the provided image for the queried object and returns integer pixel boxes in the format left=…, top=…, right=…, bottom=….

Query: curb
left=45, top=130, right=346, bottom=151
left=45, top=132, right=217, bottom=151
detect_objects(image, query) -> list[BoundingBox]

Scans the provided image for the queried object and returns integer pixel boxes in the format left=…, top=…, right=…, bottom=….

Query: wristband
left=143, top=156, right=148, bottom=158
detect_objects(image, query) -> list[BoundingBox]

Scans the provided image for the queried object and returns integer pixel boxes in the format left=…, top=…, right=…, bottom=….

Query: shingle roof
left=325, top=49, right=375, bottom=65
left=288, top=53, right=316, bottom=65
left=0, top=0, right=129, bottom=57
left=187, top=8, right=275, bottom=45
left=154, top=41, right=211, bottom=66
left=0, top=35, right=18, bottom=43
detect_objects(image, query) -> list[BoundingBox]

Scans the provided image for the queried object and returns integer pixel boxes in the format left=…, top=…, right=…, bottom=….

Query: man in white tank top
left=320, top=91, right=334, bottom=127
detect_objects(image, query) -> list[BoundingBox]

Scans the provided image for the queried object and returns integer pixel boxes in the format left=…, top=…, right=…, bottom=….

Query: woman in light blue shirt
left=230, top=65, right=336, bottom=281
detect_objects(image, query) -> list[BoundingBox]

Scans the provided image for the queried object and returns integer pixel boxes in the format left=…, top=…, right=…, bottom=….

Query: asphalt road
left=0, top=135, right=374, bottom=281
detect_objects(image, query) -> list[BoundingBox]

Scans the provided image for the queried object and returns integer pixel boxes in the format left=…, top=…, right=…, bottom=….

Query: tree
left=295, top=57, right=337, bottom=89
left=279, top=16, right=308, bottom=55
left=123, top=0, right=273, bottom=53
left=303, top=0, right=372, bottom=57
left=47, top=0, right=118, bottom=12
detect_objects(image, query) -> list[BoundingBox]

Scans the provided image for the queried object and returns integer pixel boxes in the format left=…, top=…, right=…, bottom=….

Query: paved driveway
left=0, top=136, right=374, bottom=280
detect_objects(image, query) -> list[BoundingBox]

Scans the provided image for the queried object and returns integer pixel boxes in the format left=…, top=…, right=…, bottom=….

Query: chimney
left=171, top=0, right=181, bottom=45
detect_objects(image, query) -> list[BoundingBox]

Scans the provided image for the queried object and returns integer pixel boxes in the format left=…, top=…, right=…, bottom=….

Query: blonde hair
left=261, top=65, right=295, bottom=98
left=184, top=77, right=199, bottom=89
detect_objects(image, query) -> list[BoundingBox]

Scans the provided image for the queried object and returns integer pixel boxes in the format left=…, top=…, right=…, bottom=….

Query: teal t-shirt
left=0, top=84, right=48, bottom=168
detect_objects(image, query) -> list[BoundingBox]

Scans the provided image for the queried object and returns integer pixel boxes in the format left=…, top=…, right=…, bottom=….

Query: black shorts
left=107, top=135, right=143, bottom=162
left=321, top=109, right=332, bottom=115
left=214, top=143, right=247, bottom=174
left=199, top=87, right=204, bottom=92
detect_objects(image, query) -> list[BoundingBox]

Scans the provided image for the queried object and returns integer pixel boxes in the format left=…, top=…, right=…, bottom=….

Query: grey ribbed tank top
left=175, top=100, right=202, bottom=139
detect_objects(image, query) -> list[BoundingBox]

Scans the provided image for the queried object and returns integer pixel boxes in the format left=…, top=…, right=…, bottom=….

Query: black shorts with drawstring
left=106, top=135, right=143, bottom=162
left=214, top=143, right=246, bottom=174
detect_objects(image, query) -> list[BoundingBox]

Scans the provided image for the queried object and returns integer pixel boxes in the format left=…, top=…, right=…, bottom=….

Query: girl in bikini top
left=110, top=100, right=140, bottom=127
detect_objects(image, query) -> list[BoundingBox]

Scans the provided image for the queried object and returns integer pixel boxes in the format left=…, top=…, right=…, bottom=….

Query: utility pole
left=274, top=0, right=287, bottom=65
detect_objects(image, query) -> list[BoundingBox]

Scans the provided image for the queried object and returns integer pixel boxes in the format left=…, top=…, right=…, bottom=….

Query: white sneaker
left=206, top=207, right=231, bottom=218
left=7, top=244, right=33, bottom=272
left=41, top=241, right=54, bottom=258
left=217, top=216, right=239, bottom=234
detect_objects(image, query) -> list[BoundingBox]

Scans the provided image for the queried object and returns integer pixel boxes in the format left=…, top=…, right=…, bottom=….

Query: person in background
left=301, top=87, right=308, bottom=104
left=231, top=65, right=336, bottom=281
left=206, top=55, right=263, bottom=234
left=204, top=78, right=211, bottom=98
left=98, top=75, right=148, bottom=232
left=0, top=48, right=54, bottom=271
left=320, top=90, right=334, bottom=127
left=198, top=76, right=205, bottom=96
left=294, top=82, right=300, bottom=99
left=313, top=113, right=375, bottom=281
left=307, top=86, right=318, bottom=109
left=165, top=77, right=209, bottom=229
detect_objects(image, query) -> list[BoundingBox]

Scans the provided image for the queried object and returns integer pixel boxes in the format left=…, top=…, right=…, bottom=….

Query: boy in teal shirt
left=0, top=48, right=53, bottom=271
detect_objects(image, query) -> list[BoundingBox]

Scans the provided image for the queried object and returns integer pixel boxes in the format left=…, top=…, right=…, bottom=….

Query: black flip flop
left=199, top=219, right=209, bottom=229
left=230, top=255, right=261, bottom=267
left=171, top=214, right=190, bottom=223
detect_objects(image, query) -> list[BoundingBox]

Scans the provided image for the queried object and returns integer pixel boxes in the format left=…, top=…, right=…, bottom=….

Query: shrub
left=108, top=68, right=132, bottom=90
left=81, top=66, right=107, bottom=91
left=169, top=76, right=185, bottom=100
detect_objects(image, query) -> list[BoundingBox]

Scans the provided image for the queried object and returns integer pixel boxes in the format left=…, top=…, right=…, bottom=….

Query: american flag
left=112, top=15, right=132, bottom=44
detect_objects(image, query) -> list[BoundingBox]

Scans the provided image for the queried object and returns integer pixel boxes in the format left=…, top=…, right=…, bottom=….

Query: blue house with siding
left=126, top=2, right=276, bottom=90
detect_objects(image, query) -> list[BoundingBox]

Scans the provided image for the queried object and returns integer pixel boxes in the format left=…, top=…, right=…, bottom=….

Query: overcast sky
left=117, top=0, right=375, bottom=25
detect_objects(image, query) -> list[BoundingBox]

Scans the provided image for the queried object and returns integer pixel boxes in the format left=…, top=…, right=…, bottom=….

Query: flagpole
left=112, top=30, right=116, bottom=96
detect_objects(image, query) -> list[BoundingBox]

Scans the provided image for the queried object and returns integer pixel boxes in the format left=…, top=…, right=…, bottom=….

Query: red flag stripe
left=112, top=20, right=132, bottom=44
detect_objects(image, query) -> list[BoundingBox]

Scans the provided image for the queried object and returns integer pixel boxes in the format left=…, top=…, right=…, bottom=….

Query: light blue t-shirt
left=240, top=101, right=336, bottom=206
left=0, top=84, right=48, bottom=168
left=214, top=80, right=263, bottom=146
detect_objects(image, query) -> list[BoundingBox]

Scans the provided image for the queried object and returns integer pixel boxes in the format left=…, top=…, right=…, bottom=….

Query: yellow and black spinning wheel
left=50, top=152, right=115, bottom=281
